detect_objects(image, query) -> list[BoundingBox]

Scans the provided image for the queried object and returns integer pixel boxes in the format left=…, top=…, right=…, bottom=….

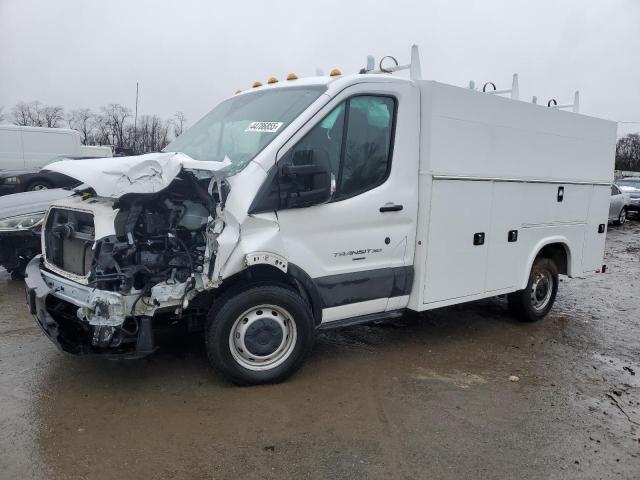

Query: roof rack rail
left=360, top=44, right=422, bottom=80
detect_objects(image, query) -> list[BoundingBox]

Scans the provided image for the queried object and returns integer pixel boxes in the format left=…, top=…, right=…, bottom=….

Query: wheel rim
left=228, top=304, right=297, bottom=371
left=530, top=270, right=553, bottom=312
left=31, top=184, right=49, bottom=191
left=620, top=209, right=626, bottom=224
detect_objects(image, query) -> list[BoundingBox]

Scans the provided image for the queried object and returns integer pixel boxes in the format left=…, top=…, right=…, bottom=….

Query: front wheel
left=614, top=207, right=627, bottom=225
left=205, top=285, right=315, bottom=385
left=508, top=257, right=558, bottom=322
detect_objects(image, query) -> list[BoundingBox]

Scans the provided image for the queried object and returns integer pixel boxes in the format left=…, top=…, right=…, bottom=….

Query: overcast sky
left=1, top=0, right=639, bottom=135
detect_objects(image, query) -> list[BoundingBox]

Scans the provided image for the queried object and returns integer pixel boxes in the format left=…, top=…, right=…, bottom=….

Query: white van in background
left=0, top=125, right=111, bottom=170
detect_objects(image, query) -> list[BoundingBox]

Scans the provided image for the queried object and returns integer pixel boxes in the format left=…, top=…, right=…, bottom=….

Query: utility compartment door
left=423, top=180, right=492, bottom=303
left=485, top=181, right=521, bottom=292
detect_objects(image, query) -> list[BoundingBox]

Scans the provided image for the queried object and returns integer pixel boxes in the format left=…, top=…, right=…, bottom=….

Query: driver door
left=274, top=82, right=420, bottom=323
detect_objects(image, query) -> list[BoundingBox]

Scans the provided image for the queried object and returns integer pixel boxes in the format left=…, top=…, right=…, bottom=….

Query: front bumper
left=25, top=256, right=155, bottom=358
left=626, top=199, right=640, bottom=212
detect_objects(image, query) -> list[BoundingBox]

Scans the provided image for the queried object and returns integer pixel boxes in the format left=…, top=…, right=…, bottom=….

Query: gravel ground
left=0, top=221, right=638, bottom=479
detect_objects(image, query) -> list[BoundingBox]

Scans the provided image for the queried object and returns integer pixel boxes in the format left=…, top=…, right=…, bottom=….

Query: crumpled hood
left=44, top=151, right=231, bottom=198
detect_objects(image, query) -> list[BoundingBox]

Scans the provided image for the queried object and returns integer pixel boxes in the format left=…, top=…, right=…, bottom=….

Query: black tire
left=205, top=284, right=315, bottom=385
left=614, top=207, right=627, bottom=226
left=24, top=179, right=52, bottom=191
left=508, top=257, right=558, bottom=322
left=9, top=268, right=25, bottom=281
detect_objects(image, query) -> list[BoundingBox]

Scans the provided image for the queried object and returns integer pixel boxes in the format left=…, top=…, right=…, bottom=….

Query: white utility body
left=27, top=47, right=616, bottom=384
left=411, top=80, right=614, bottom=310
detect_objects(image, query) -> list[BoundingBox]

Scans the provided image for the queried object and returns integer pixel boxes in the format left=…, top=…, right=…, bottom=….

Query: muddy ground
left=1, top=223, right=639, bottom=480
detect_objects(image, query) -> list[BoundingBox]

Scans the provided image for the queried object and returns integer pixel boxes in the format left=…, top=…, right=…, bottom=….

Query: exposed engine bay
left=41, top=170, right=228, bottom=331
left=91, top=172, right=214, bottom=293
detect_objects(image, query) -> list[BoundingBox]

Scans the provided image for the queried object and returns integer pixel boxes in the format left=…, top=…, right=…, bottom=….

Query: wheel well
left=537, top=243, right=569, bottom=275
left=208, top=265, right=323, bottom=325
left=24, top=177, right=52, bottom=188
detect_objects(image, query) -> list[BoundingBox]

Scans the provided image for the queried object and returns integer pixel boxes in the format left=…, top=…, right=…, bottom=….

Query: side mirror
left=279, top=149, right=332, bottom=208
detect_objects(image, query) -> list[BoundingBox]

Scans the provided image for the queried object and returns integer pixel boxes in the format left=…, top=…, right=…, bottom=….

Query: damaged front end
left=25, top=153, right=231, bottom=357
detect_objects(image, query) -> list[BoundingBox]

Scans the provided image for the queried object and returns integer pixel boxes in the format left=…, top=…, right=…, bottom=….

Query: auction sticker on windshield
left=245, top=121, right=283, bottom=133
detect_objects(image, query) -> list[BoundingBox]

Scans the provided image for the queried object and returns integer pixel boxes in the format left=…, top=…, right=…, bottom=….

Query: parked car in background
left=609, top=184, right=630, bottom=225
left=0, top=168, right=78, bottom=195
left=616, top=177, right=640, bottom=217
left=0, top=155, right=116, bottom=196
left=0, top=188, right=72, bottom=278
left=0, top=125, right=111, bottom=170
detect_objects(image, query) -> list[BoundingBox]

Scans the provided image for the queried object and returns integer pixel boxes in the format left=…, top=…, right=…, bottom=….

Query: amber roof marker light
left=329, top=68, right=342, bottom=77
left=252, top=81, right=263, bottom=88
left=267, top=76, right=279, bottom=84
left=286, top=73, right=298, bottom=81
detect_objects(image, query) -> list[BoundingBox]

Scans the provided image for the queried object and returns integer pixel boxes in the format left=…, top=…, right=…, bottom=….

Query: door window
left=283, top=95, right=395, bottom=201
left=611, top=185, right=620, bottom=195
left=250, top=95, right=397, bottom=213
left=337, top=96, right=395, bottom=199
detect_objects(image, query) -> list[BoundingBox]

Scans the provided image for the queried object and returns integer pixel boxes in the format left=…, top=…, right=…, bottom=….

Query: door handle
left=380, top=203, right=403, bottom=213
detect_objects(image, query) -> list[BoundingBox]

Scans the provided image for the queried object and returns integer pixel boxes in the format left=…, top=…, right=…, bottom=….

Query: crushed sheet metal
left=76, top=277, right=205, bottom=326
left=45, top=152, right=233, bottom=198
left=211, top=213, right=240, bottom=282
left=78, top=290, right=138, bottom=327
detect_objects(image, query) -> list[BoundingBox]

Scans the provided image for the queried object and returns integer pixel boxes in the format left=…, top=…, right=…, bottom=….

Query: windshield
left=617, top=178, right=640, bottom=188
left=164, top=86, right=326, bottom=173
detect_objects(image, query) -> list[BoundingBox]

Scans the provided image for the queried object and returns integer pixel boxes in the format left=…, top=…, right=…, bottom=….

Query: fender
left=240, top=253, right=323, bottom=325
left=287, top=263, right=324, bottom=325
left=520, top=236, right=572, bottom=289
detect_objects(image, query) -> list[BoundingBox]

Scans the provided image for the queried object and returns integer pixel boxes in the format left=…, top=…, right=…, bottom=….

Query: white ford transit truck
left=25, top=47, right=616, bottom=385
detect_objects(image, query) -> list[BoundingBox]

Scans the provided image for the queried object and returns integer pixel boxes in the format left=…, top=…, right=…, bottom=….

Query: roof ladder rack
left=482, top=74, right=520, bottom=100
left=547, top=91, right=580, bottom=113
left=361, top=45, right=423, bottom=80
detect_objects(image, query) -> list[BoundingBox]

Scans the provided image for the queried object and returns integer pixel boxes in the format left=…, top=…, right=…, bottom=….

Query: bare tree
left=43, top=105, right=65, bottom=128
left=10, top=100, right=64, bottom=127
left=91, top=112, right=114, bottom=146
left=0, top=106, right=5, bottom=123
left=12, top=101, right=34, bottom=126
left=101, top=104, right=131, bottom=148
left=137, top=115, right=170, bottom=153
left=8, top=99, right=178, bottom=154
left=616, top=133, right=640, bottom=172
left=25, top=100, right=44, bottom=126
left=67, top=108, right=94, bottom=144
left=172, top=111, right=187, bottom=138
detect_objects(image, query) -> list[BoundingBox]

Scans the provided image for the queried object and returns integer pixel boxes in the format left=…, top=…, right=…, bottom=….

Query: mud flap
left=136, top=316, right=155, bottom=355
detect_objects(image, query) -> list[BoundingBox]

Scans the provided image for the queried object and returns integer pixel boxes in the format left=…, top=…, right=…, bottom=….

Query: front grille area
left=44, top=208, right=95, bottom=277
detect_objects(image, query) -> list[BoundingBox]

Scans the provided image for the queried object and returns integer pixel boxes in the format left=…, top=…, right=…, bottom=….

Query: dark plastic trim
left=313, top=265, right=414, bottom=309
left=316, top=309, right=404, bottom=331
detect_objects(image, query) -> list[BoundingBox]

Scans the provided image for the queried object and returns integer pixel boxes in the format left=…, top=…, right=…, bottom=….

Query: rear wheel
left=508, top=257, right=558, bottom=322
left=205, top=285, right=315, bottom=385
